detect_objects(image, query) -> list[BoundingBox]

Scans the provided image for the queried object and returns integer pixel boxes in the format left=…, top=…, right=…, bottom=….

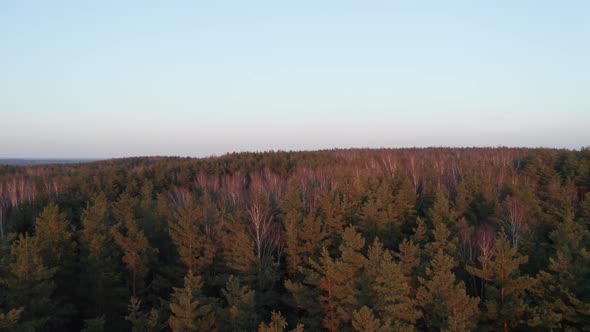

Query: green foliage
left=125, top=297, right=161, bottom=332
left=417, top=251, right=479, bottom=331
left=0, top=149, right=589, bottom=331
left=284, top=274, right=323, bottom=331
left=79, top=193, right=126, bottom=322
left=111, top=194, right=154, bottom=297
left=168, top=272, right=217, bottom=332
left=352, top=306, right=393, bottom=332
left=365, top=240, right=420, bottom=328
left=168, top=197, right=215, bottom=274
left=467, top=232, right=532, bottom=331
left=258, top=311, right=304, bottom=332
left=0, top=308, right=23, bottom=331
left=308, top=226, right=366, bottom=331
left=5, top=234, right=56, bottom=331
left=221, top=275, right=259, bottom=332
left=34, top=203, right=76, bottom=269
left=282, top=181, right=328, bottom=277
left=81, top=316, right=105, bottom=332
left=528, top=213, right=590, bottom=329
left=221, top=211, right=257, bottom=275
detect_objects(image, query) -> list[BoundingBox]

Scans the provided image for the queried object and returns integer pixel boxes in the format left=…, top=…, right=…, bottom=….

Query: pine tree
left=80, top=316, right=105, bottom=332
left=4, top=234, right=56, bottom=331
left=425, top=190, right=458, bottom=257
left=33, top=203, right=77, bottom=328
left=359, top=180, right=392, bottom=243
left=221, top=211, right=257, bottom=275
left=369, top=241, right=421, bottom=328
left=287, top=207, right=328, bottom=277
left=412, top=217, right=428, bottom=245
left=111, top=194, right=154, bottom=297
left=528, top=211, right=590, bottom=329
left=168, top=197, right=215, bottom=274
left=34, top=203, right=75, bottom=269
left=397, top=238, right=421, bottom=291
left=125, top=297, right=160, bottom=332
left=79, top=193, right=126, bottom=322
left=467, top=232, right=532, bottom=332
left=258, top=311, right=304, bottom=332
left=282, top=180, right=325, bottom=277
left=308, top=226, right=366, bottom=332
left=221, top=275, right=259, bottom=332
left=0, top=308, right=23, bottom=331
left=416, top=250, right=479, bottom=331
left=168, top=272, right=217, bottom=332
left=284, top=272, right=323, bottom=331
left=351, top=306, right=392, bottom=332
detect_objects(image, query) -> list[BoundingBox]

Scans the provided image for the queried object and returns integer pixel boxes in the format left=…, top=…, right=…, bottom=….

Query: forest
left=0, top=147, right=589, bottom=331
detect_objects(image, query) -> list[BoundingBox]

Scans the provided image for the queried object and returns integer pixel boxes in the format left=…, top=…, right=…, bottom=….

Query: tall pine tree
left=111, top=194, right=154, bottom=297
left=467, top=232, right=532, bottom=332
left=168, top=273, right=217, bottom=332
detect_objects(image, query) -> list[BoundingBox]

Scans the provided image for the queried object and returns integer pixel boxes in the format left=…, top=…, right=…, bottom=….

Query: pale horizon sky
left=1, top=1, right=589, bottom=158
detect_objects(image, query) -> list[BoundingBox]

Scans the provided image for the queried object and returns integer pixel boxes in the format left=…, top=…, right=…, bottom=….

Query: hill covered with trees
left=1, top=148, right=589, bottom=331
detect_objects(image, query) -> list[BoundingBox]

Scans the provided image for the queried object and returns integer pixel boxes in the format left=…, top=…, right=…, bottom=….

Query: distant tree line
left=0, top=147, right=589, bottom=331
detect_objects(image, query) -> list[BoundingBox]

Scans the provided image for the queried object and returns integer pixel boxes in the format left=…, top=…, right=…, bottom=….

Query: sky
left=1, top=1, right=589, bottom=158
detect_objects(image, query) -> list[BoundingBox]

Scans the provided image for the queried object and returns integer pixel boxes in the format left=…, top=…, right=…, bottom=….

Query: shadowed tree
left=417, top=250, right=479, bottom=331
left=79, top=193, right=126, bottom=324
left=0, top=308, right=24, bottom=331
left=34, top=203, right=76, bottom=269
left=258, top=311, right=304, bottom=332
left=111, top=194, right=154, bottom=297
left=352, top=306, right=393, bottom=332
left=125, top=297, right=160, bottom=332
left=33, top=203, right=77, bottom=327
left=362, top=239, right=420, bottom=330
left=168, top=195, right=215, bottom=274
left=528, top=210, right=590, bottom=329
left=5, top=234, right=56, bottom=331
left=220, top=275, right=259, bottom=332
left=168, top=273, right=217, bottom=332
left=467, top=232, right=532, bottom=332
left=308, top=226, right=366, bottom=332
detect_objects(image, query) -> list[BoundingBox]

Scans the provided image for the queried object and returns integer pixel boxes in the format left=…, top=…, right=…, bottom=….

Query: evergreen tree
left=111, top=194, right=154, bottom=297
left=168, top=197, right=215, bottom=274
left=168, top=272, right=217, bottom=332
left=0, top=308, right=23, bottom=331
left=359, top=180, right=393, bottom=243
left=79, top=193, right=126, bottom=324
left=397, top=238, right=421, bottom=292
left=125, top=297, right=160, bottom=332
left=287, top=207, right=328, bottom=277
left=221, top=275, right=259, bottom=332
left=417, top=250, right=479, bottom=331
left=5, top=234, right=56, bottom=331
left=221, top=211, right=257, bottom=275
left=425, top=189, right=458, bottom=258
left=366, top=240, right=420, bottom=328
left=258, top=311, right=304, bottom=332
left=80, top=316, right=105, bottom=332
left=308, top=226, right=366, bottom=332
left=282, top=199, right=304, bottom=275
left=34, top=203, right=76, bottom=270
left=467, top=232, right=532, bottom=332
left=528, top=211, right=590, bottom=329
left=33, top=203, right=77, bottom=328
left=351, top=306, right=393, bottom=332
left=284, top=272, right=323, bottom=331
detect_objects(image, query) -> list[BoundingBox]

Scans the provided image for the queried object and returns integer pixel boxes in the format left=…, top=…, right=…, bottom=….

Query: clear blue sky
left=1, top=1, right=588, bottom=158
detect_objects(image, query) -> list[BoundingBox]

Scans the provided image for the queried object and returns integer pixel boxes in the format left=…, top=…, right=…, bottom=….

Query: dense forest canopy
left=1, top=147, right=589, bottom=331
